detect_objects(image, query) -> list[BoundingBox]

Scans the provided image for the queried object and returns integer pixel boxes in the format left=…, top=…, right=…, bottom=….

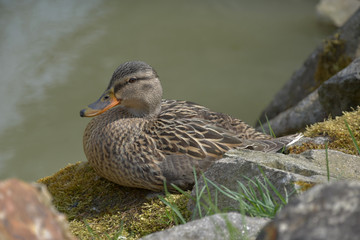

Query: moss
left=129, top=194, right=190, bottom=237
left=38, top=162, right=190, bottom=239
left=293, top=181, right=316, bottom=193
left=314, top=33, right=352, bottom=89
left=288, top=107, right=360, bottom=155
left=288, top=142, right=327, bottom=155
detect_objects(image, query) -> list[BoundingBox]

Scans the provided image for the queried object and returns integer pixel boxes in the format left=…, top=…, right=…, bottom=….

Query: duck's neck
left=124, top=101, right=161, bottom=118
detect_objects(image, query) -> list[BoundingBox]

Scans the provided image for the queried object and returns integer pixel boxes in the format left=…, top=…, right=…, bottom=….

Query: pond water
left=0, top=0, right=333, bottom=181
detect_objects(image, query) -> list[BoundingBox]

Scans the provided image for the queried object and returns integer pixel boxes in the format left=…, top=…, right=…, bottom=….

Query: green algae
left=38, top=162, right=190, bottom=239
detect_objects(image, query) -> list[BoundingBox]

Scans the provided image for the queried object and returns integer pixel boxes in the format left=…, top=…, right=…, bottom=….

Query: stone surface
left=318, top=57, right=360, bottom=116
left=0, top=179, right=75, bottom=240
left=257, top=7, right=360, bottom=130
left=257, top=181, right=360, bottom=240
left=230, top=149, right=360, bottom=181
left=257, top=90, right=327, bottom=136
left=141, top=212, right=269, bottom=240
left=258, top=57, right=360, bottom=136
left=317, top=0, right=360, bottom=27
left=302, top=149, right=360, bottom=180
left=188, top=149, right=360, bottom=216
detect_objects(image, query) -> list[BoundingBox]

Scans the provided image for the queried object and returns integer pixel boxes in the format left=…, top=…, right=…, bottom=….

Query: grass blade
left=265, top=114, right=276, bottom=138
left=258, top=119, right=266, bottom=134
left=158, top=195, right=187, bottom=225
left=325, top=141, right=330, bottom=182
left=344, top=119, right=360, bottom=154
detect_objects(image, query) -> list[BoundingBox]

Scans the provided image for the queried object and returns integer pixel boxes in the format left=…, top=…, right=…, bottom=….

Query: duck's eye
left=103, top=95, right=110, bottom=100
left=129, top=77, right=137, bottom=83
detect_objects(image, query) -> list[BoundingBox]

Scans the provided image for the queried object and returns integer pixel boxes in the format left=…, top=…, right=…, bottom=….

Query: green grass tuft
left=265, top=114, right=276, bottom=138
left=160, top=167, right=291, bottom=225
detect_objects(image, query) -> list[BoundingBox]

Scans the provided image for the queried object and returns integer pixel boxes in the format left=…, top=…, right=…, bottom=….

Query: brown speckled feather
left=160, top=100, right=271, bottom=140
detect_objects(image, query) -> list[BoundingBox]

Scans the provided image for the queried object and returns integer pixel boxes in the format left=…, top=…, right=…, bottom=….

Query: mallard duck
left=80, top=61, right=299, bottom=191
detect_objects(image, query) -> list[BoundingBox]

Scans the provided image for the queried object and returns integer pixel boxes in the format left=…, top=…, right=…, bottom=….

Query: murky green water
left=0, top=0, right=333, bottom=181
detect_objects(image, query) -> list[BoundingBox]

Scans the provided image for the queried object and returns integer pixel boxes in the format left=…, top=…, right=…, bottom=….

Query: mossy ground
left=38, top=163, right=190, bottom=239
left=289, top=107, right=360, bottom=155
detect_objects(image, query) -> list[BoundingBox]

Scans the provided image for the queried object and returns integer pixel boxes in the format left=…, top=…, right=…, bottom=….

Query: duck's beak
left=80, top=89, right=121, bottom=117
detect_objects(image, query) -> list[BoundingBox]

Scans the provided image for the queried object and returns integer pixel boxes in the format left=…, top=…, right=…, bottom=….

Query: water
left=0, top=0, right=333, bottom=181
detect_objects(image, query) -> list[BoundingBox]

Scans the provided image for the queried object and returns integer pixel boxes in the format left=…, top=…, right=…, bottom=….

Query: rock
left=257, top=181, right=360, bottom=240
left=0, top=179, right=75, bottom=240
left=257, top=90, right=327, bottom=136
left=318, top=57, right=360, bottom=116
left=258, top=57, right=360, bottom=136
left=317, top=0, right=360, bottom=27
left=257, top=7, right=360, bottom=131
left=188, top=149, right=360, bottom=216
left=301, top=149, right=360, bottom=180
left=140, top=212, right=269, bottom=240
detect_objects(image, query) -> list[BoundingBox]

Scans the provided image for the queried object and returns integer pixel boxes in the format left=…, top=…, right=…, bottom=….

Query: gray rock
left=140, top=212, right=269, bottom=240
left=257, top=90, right=327, bottom=136
left=188, top=149, right=360, bottom=216
left=257, top=7, right=360, bottom=129
left=257, top=181, right=360, bottom=240
left=302, top=149, right=360, bottom=180
left=258, top=57, right=360, bottom=136
left=188, top=151, right=323, bottom=217
left=318, top=57, right=360, bottom=116
left=317, top=0, right=360, bottom=27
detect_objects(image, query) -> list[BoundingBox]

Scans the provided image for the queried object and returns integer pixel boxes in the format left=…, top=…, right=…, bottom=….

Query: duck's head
left=80, top=61, right=163, bottom=118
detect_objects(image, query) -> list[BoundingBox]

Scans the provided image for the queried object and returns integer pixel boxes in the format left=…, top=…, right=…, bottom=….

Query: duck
left=80, top=61, right=300, bottom=191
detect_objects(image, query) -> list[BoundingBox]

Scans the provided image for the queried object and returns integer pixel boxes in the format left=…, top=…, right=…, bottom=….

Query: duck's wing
left=146, top=118, right=302, bottom=190
left=145, top=118, right=243, bottom=190
left=148, top=118, right=243, bottom=159
left=160, top=99, right=271, bottom=140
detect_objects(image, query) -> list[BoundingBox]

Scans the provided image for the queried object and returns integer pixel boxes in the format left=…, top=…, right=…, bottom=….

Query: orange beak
left=80, top=89, right=121, bottom=117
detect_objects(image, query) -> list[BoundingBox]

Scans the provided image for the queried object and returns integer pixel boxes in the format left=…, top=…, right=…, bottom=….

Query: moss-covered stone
left=289, top=107, right=360, bottom=155
left=314, top=33, right=353, bottom=89
left=38, top=162, right=190, bottom=239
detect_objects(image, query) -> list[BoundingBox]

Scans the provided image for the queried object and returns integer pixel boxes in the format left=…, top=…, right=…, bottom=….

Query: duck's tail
left=236, top=133, right=303, bottom=153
